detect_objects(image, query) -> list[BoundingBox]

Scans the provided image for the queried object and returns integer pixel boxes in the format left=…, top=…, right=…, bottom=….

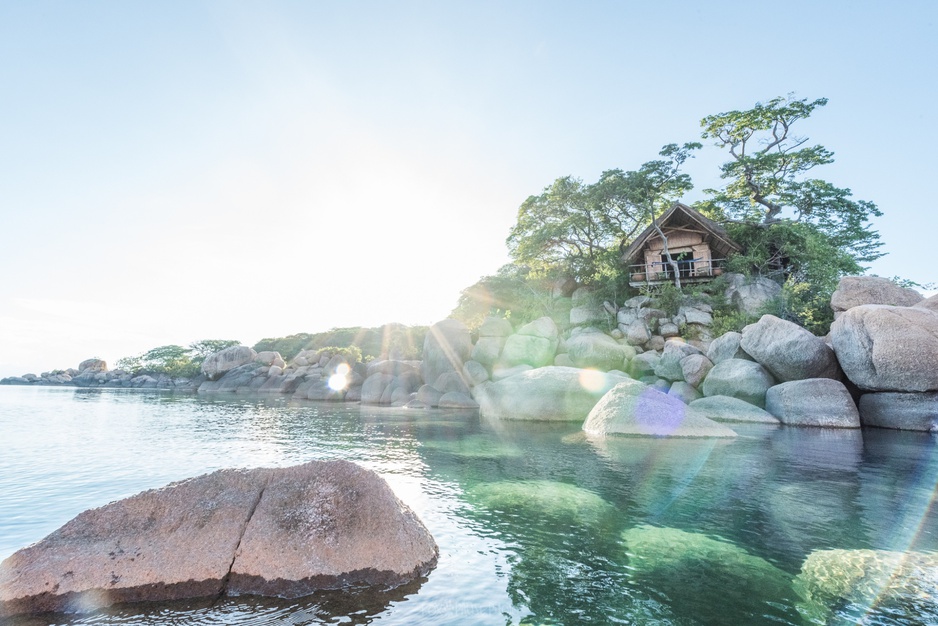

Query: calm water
left=2, top=386, right=938, bottom=625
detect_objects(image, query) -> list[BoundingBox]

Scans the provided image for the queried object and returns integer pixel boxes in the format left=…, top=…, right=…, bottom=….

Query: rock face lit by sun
left=328, top=363, right=351, bottom=391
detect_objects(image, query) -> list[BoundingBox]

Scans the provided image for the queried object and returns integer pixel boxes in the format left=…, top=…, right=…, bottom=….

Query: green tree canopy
left=450, top=263, right=557, bottom=329
left=189, top=339, right=240, bottom=359
left=700, top=94, right=885, bottom=333
left=700, top=95, right=883, bottom=270
left=505, top=143, right=700, bottom=287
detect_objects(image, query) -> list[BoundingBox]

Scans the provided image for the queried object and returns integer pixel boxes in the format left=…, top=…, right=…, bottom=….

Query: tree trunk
left=651, top=219, right=681, bottom=290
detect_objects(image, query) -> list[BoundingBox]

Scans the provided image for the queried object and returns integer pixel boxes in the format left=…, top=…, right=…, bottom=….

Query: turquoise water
left=2, top=386, right=938, bottom=625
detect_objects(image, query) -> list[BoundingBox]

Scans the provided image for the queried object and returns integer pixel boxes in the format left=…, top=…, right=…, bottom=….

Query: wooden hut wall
left=640, top=230, right=713, bottom=277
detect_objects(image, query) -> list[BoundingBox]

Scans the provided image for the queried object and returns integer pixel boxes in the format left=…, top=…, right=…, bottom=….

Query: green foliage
left=139, top=345, right=200, bottom=378
left=710, top=308, right=758, bottom=337
left=252, top=333, right=314, bottom=361
left=114, top=355, right=142, bottom=373
left=254, top=324, right=426, bottom=361
left=506, top=176, right=627, bottom=284
left=313, top=345, right=363, bottom=363
left=450, top=264, right=556, bottom=329
left=724, top=220, right=864, bottom=333
left=639, top=282, right=685, bottom=317
left=505, top=143, right=699, bottom=287
left=760, top=279, right=836, bottom=336
left=701, top=94, right=883, bottom=268
left=638, top=275, right=729, bottom=319
left=189, top=339, right=240, bottom=359
left=116, top=338, right=244, bottom=378
left=724, top=220, right=865, bottom=286
left=888, top=276, right=937, bottom=291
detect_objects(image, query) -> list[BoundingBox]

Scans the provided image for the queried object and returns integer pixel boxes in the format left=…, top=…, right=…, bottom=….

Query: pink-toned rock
left=0, top=461, right=437, bottom=617
left=0, top=468, right=267, bottom=616
left=228, top=461, right=438, bottom=597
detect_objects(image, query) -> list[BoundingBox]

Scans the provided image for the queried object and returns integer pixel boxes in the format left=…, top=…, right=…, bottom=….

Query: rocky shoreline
left=4, top=275, right=937, bottom=434
left=3, top=274, right=938, bottom=617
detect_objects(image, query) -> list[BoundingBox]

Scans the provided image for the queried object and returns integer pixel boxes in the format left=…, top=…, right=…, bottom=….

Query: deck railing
left=628, top=258, right=728, bottom=283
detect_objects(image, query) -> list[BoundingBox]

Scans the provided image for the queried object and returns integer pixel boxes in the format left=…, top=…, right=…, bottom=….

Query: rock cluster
left=0, top=461, right=438, bottom=617
left=615, top=295, right=713, bottom=350
left=825, top=278, right=938, bottom=431
left=4, top=274, right=935, bottom=434
left=0, top=360, right=202, bottom=390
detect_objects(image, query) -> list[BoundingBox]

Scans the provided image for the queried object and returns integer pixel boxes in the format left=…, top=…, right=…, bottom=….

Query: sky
left=1, top=0, right=936, bottom=377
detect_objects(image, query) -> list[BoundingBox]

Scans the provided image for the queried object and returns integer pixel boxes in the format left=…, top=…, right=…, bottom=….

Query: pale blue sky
left=1, top=1, right=935, bottom=376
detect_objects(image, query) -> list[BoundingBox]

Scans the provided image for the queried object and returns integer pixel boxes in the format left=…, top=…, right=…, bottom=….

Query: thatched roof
left=620, top=203, right=740, bottom=264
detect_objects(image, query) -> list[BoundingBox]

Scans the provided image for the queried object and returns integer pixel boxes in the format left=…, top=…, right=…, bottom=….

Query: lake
left=2, top=386, right=937, bottom=625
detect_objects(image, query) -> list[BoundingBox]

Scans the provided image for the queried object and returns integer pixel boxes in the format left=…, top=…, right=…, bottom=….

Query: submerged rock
left=468, top=480, right=615, bottom=527
left=583, top=381, right=737, bottom=438
left=621, top=525, right=795, bottom=622
left=794, top=548, right=938, bottom=625
left=0, top=461, right=437, bottom=617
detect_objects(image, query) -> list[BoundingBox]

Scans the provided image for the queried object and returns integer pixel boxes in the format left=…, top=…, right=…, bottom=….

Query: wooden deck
left=627, top=259, right=727, bottom=288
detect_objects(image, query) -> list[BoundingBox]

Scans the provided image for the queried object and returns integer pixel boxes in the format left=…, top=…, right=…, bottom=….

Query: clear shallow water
left=2, top=387, right=938, bottom=625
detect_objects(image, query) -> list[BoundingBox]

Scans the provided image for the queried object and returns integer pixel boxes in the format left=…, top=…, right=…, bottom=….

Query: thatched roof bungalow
left=621, top=203, right=740, bottom=287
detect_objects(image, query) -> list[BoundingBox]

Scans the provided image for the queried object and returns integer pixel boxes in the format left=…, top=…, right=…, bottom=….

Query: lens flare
left=578, top=368, right=606, bottom=392
left=328, top=363, right=351, bottom=391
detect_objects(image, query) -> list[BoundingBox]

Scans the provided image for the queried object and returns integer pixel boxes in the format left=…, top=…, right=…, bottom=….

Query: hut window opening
left=661, top=251, right=695, bottom=279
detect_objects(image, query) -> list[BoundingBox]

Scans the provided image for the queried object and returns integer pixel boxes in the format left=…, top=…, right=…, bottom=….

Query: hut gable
left=621, top=203, right=740, bottom=286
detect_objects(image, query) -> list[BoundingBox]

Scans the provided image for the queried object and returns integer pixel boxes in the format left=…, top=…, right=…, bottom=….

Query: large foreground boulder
left=830, top=304, right=938, bottom=391
left=858, top=392, right=938, bottom=432
left=764, top=379, right=860, bottom=428
left=740, top=315, right=840, bottom=382
left=583, top=381, right=737, bottom=438
left=0, top=461, right=437, bottom=617
left=473, top=366, right=629, bottom=421
left=201, top=346, right=257, bottom=380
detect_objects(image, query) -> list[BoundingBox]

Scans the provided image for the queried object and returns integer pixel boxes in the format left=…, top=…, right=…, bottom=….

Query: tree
left=700, top=95, right=885, bottom=333
left=140, top=345, right=198, bottom=378
left=615, top=143, right=700, bottom=289
left=700, top=95, right=883, bottom=269
left=506, top=173, right=647, bottom=285
left=505, top=144, right=700, bottom=289
left=450, top=263, right=556, bottom=328
left=189, top=339, right=240, bottom=359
